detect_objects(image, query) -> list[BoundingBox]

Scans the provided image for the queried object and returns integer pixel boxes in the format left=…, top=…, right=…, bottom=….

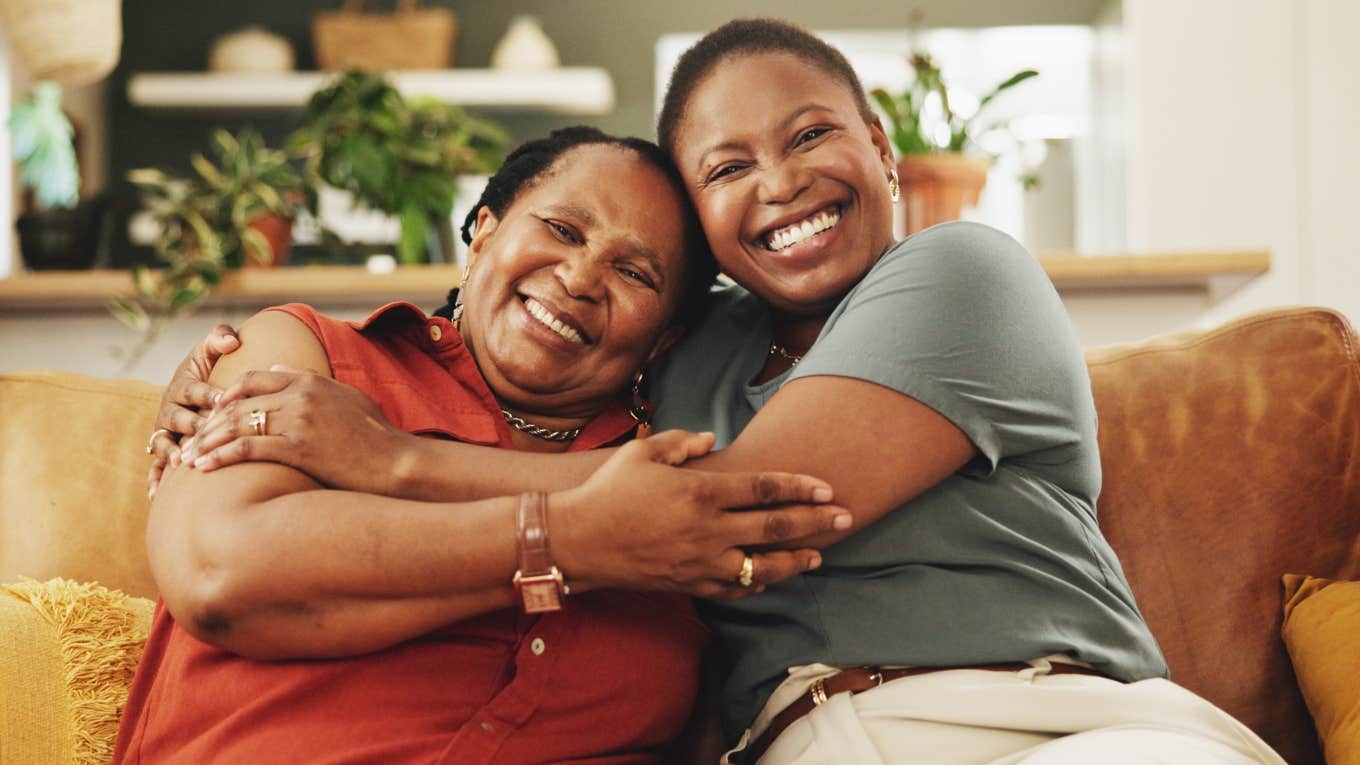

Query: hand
left=551, top=430, right=851, bottom=600
left=147, top=324, right=240, bottom=498
left=181, top=366, right=416, bottom=496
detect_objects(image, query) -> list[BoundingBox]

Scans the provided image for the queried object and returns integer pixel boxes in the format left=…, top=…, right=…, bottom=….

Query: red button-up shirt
left=113, top=303, right=708, bottom=765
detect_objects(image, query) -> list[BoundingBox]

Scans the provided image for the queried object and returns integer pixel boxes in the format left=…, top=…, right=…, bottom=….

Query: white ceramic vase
left=490, top=16, right=559, bottom=71
left=208, top=26, right=295, bottom=74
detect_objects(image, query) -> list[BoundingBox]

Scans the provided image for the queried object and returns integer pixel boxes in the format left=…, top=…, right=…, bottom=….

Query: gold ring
left=738, top=555, right=756, bottom=588
left=248, top=409, right=267, bottom=437
left=145, top=428, right=171, bottom=455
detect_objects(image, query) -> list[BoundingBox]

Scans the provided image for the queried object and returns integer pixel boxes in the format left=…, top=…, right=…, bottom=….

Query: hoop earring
left=888, top=167, right=901, bottom=202
left=629, top=369, right=653, bottom=439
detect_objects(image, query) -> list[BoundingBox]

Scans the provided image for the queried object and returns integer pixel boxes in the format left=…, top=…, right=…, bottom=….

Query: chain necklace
left=501, top=410, right=582, bottom=442
left=768, top=342, right=805, bottom=365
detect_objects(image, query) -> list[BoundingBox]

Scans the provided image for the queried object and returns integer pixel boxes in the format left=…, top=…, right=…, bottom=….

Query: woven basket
left=0, top=0, right=121, bottom=85
left=313, top=0, right=456, bottom=71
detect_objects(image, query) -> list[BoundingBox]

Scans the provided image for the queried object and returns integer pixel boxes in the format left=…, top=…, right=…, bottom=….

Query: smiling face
left=459, top=144, right=690, bottom=418
left=673, top=52, right=898, bottom=316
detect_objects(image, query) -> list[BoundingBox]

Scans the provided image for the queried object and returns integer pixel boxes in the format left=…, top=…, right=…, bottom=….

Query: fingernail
left=812, top=486, right=833, bottom=502
left=169, top=452, right=181, bottom=467
left=147, top=487, right=155, bottom=501
left=193, top=456, right=211, bottom=470
left=211, top=392, right=222, bottom=406
left=807, top=554, right=822, bottom=571
left=833, top=513, right=852, bottom=530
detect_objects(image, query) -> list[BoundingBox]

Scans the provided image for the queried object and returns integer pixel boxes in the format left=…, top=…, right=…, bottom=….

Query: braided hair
left=434, top=126, right=716, bottom=330
left=657, top=18, right=875, bottom=157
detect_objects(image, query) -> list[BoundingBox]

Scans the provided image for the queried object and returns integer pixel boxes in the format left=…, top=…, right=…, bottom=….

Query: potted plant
left=287, top=70, right=508, bottom=265
left=872, top=53, right=1037, bottom=236
left=109, top=126, right=303, bottom=370
left=8, top=81, right=108, bottom=269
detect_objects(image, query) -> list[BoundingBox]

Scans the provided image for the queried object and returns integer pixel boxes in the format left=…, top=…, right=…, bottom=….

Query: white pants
left=725, top=659, right=1286, bottom=765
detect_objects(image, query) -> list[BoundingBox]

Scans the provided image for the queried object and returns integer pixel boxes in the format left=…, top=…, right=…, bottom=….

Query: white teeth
left=524, top=297, right=586, bottom=345
left=765, top=208, right=841, bottom=251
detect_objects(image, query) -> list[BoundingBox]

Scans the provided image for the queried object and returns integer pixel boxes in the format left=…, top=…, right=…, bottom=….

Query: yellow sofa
left=2, top=307, right=1358, bottom=764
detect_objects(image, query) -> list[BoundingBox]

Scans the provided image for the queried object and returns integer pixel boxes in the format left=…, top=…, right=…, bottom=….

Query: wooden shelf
left=1037, top=250, right=1270, bottom=294
left=0, top=264, right=463, bottom=312
left=0, top=251, right=1270, bottom=314
left=127, top=68, right=615, bottom=114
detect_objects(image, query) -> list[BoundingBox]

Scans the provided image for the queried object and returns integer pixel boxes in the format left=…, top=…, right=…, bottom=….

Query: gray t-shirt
left=650, top=222, right=1167, bottom=741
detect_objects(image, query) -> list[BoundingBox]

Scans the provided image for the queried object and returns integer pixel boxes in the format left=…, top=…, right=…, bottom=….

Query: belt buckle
left=809, top=677, right=829, bottom=706
left=809, top=667, right=885, bottom=707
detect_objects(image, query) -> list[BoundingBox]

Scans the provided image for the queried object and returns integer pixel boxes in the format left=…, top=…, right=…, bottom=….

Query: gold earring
left=888, top=168, right=901, bottom=202
left=451, top=264, right=471, bottom=324
left=629, top=369, right=653, bottom=439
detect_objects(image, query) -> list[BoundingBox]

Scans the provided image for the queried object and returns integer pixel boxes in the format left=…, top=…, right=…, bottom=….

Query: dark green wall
left=106, top=0, right=1108, bottom=263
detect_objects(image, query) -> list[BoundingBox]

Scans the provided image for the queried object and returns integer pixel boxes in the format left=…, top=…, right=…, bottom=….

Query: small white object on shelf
left=209, top=26, right=295, bottom=73
left=127, top=69, right=614, bottom=114
left=491, top=16, right=560, bottom=71
left=365, top=254, right=397, bottom=275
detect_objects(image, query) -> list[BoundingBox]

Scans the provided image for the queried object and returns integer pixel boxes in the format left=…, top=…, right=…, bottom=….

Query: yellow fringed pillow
left=0, top=578, right=155, bottom=765
left=1282, top=573, right=1360, bottom=764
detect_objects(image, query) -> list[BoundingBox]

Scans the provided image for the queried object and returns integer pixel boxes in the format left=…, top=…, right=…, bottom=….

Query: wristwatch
left=512, top=492, right=569, bottom=613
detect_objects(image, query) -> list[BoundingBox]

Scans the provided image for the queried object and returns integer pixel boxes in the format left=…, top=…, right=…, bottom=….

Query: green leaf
left=167, top=285, right=207, bottom=313
left=190, top=153, right=227, bottom=190
left=977, top=69, right=1039, bottom=112
left=107, top=298, right=150, bottom=333
left=250, top=181, right=284, bottom=213
left=397, top=205, right=430, bottom=265
left=342, top=137, right=390, bottom=201
left=241, top=226, right=273, bottom=265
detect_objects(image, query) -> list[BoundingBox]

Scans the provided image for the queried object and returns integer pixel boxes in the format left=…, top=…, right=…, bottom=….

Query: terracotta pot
left=243, top=213, right=294, bottom=267
left=897, top=154, right=991, bottom=237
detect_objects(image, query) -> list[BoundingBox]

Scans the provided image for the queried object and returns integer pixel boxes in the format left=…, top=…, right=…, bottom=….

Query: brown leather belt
left=740, top=662, right=1108, bottom=764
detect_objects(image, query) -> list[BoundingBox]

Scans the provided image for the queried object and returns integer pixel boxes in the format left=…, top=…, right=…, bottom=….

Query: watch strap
left=513, top=492, right=567, bottom=613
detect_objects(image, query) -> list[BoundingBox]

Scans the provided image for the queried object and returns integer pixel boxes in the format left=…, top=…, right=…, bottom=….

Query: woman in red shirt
left=117, top=128, right=848, bottom=765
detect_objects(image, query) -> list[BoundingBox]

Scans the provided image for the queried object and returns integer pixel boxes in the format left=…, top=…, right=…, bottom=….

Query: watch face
left=520, top=580, right=563, bottom=613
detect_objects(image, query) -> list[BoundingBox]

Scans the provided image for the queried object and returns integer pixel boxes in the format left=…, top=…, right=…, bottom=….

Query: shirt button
left=530, top=637, right=546, bottom=655
left=428, top=324, right=443, bottom=342
left=480, top=721, right=495, bottom=734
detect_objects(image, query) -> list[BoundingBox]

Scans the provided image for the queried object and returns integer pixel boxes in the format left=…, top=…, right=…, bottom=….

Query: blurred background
left=0, top=0, right=1356, bottom=381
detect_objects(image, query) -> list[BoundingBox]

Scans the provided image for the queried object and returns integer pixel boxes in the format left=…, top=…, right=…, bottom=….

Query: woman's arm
left=152, top=325, right=967, bottom=540
left=150, top=328, right=609, bottom=501
left=151, top=311, right=850, bottom=660
left=182, top=366, right=612, bottom=501
left=686, top=375, right=975, bottom=549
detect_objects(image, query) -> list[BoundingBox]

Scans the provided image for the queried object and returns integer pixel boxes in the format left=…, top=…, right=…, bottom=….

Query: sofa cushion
left=0, top=371, right=163, bottom=599
left=1282, top=574, right=1360, bottom=764
left=0, top=577, right=155, bottom=765
left=1087, top=307, right=1360, bottom=765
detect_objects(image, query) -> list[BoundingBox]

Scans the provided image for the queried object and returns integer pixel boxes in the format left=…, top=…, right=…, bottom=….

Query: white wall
left=1118, top=0, right=1359, bottom=330
left=0, top=305, right=375, bottom=384
left=1299, top=0, right=1360, bottom=317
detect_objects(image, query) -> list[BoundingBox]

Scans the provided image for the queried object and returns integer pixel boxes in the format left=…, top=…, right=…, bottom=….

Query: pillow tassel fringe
left=4, top=577, right=154, bottom=765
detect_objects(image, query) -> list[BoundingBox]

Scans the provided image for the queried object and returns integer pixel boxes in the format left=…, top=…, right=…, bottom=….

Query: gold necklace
left=501, top=410, right=582, bottom=442
left=768, top=342, right=804, bottom=365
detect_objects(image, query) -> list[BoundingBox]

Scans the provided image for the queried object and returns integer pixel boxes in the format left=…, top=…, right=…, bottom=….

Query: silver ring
left=738, top=555, right=756, bottom=588
left=145, top=428, right=171, bottom=455
left=248, top=409, right=267, bottom=437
